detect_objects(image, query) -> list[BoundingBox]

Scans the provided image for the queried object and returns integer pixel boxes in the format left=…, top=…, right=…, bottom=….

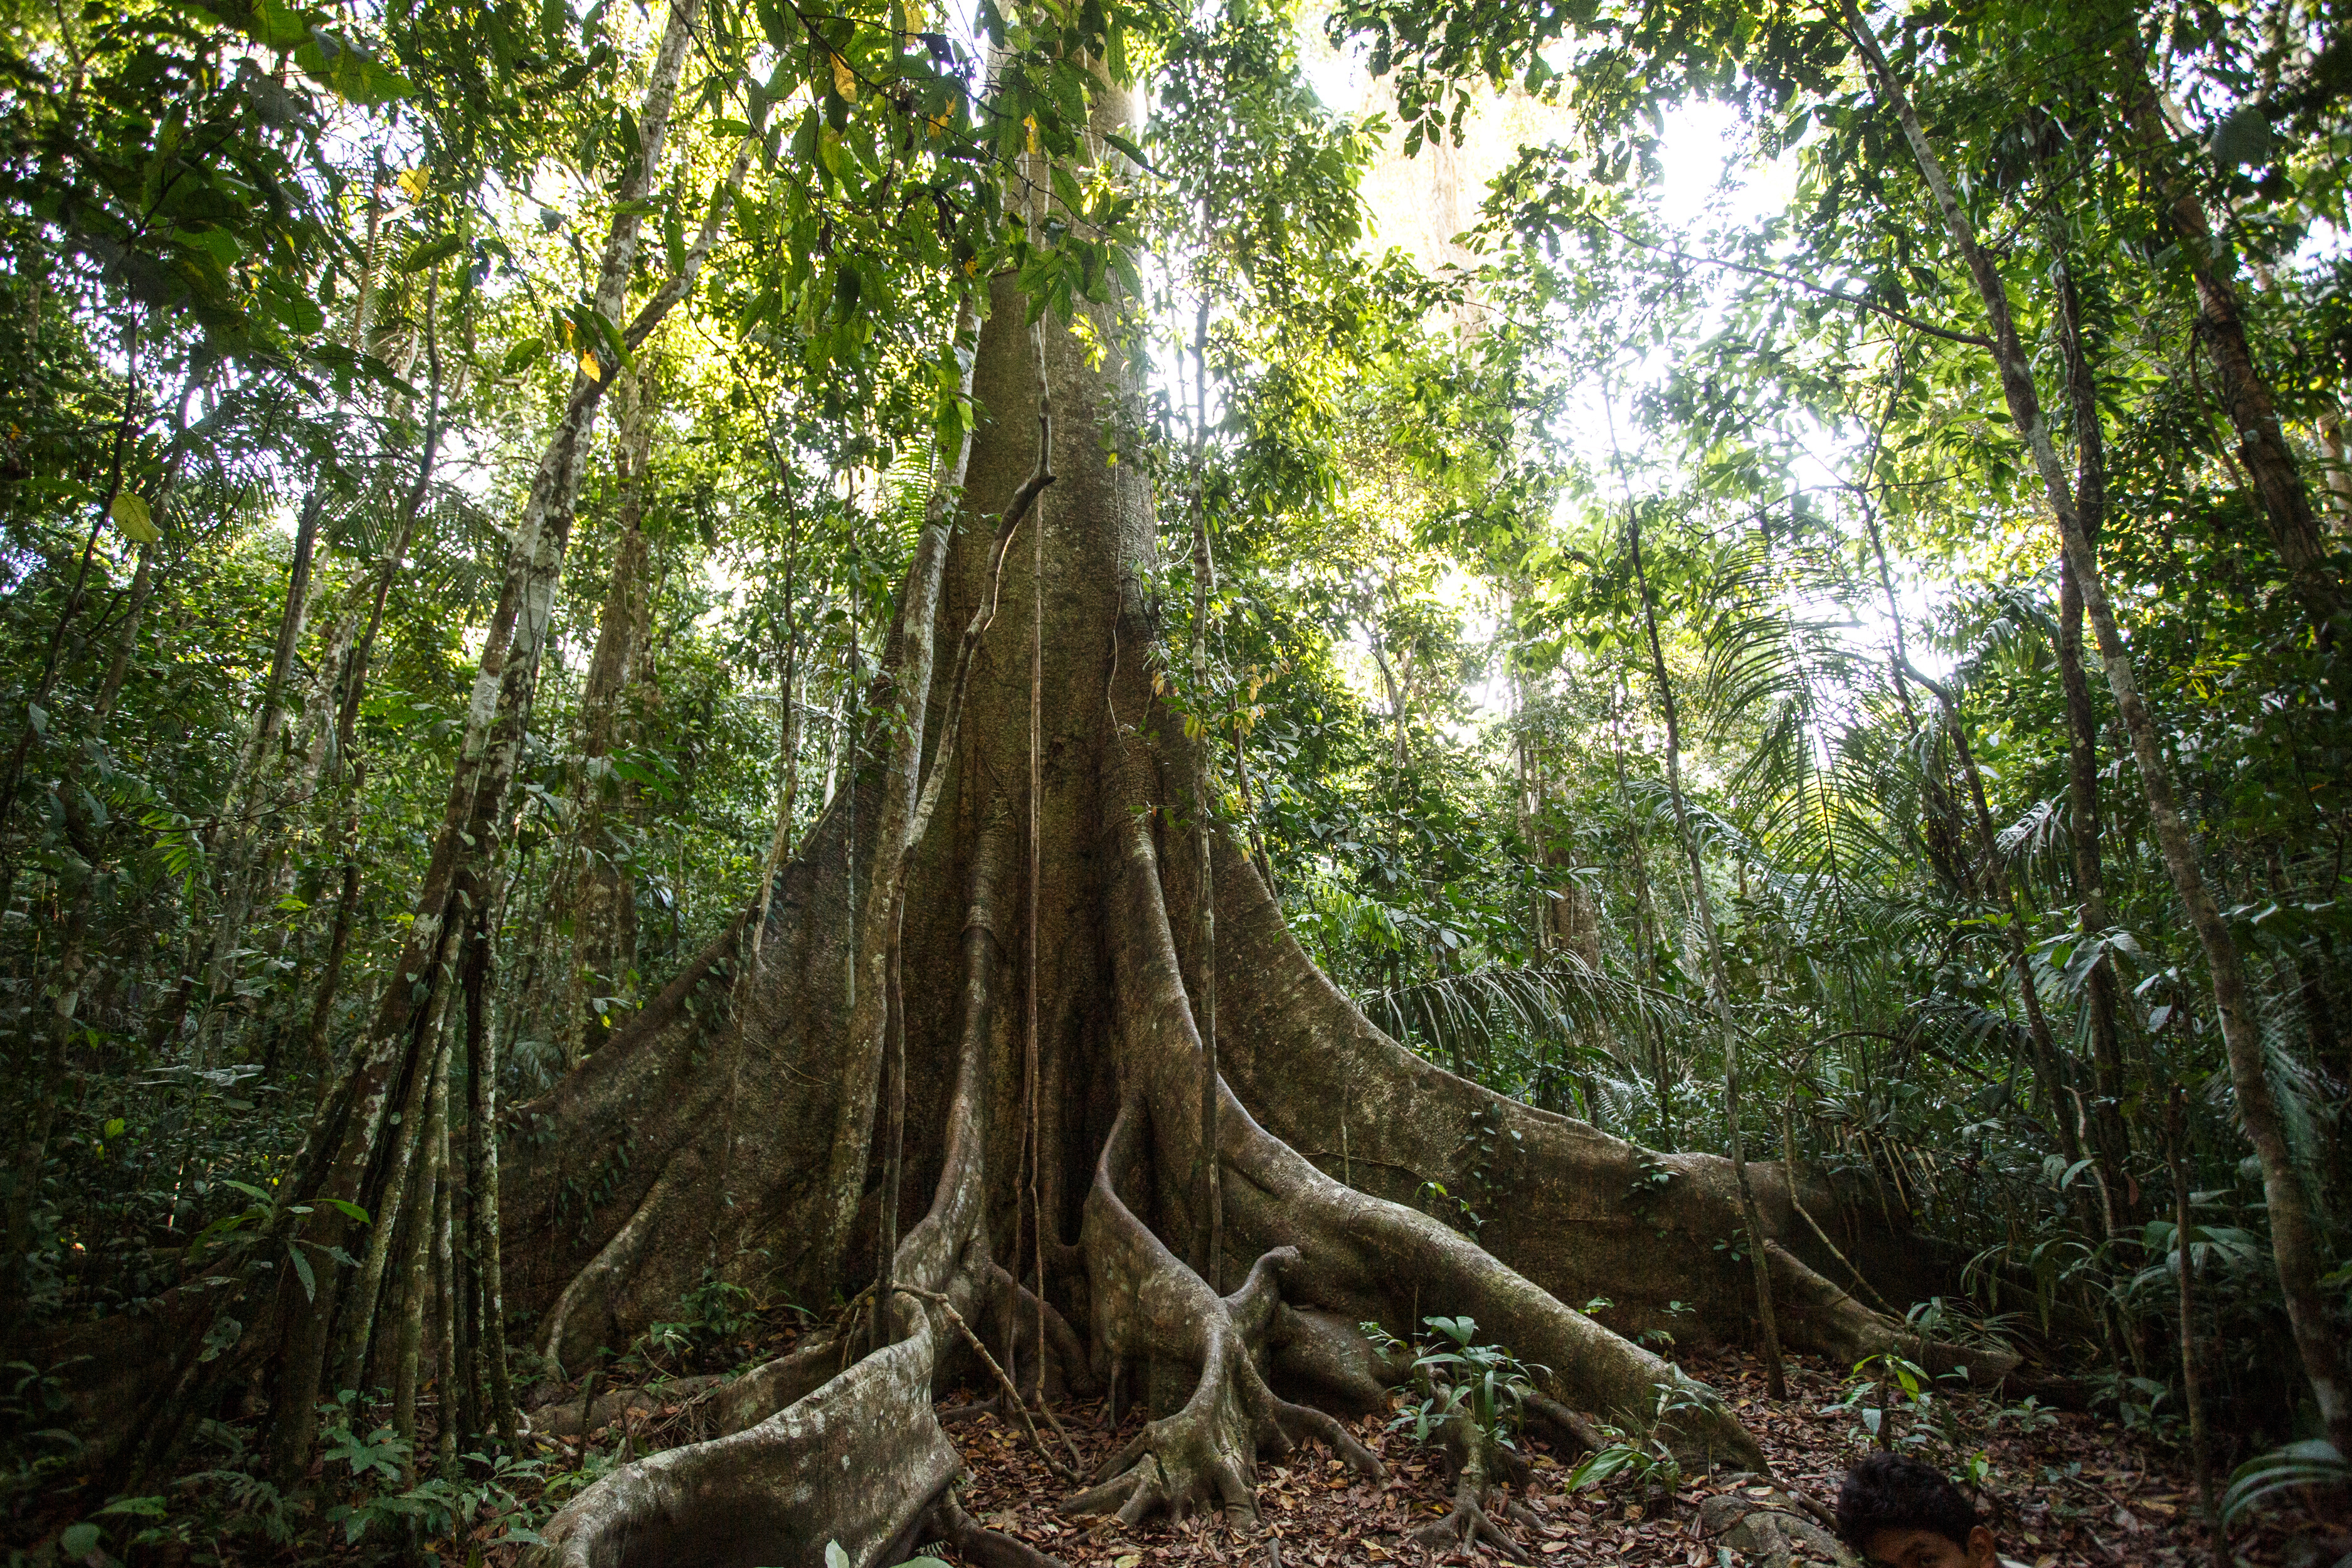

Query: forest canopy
left=3, top=0, right=2351, bottom=1559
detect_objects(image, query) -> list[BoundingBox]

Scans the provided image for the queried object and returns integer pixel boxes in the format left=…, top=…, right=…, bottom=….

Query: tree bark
left=250, top=0, right=729, bottom=1476
left=559, top=366, right=661, bottom=1066
left=1843, top=0, right=2352, bottom=1450
left=749, top=497, right=804, bottom=967
left=1618, top=457, right=1788, bottom=1401
left=2114, top=38, right=2342, bottom=626
left=2048, top=226, right=2137, bottom=1222
left=2167, top=1090, right=2220, bottom=1564
left=1186, top=293, right=1222, bottom=1293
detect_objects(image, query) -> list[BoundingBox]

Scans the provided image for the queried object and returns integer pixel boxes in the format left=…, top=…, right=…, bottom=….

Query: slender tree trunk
left=1611, top=396, right=1786, bottom=1399
left=1845, top=0, right=2352, bottom=1449
left=2049, top=227, right=2137, bottom=1220
left=332, top=966, right=452, bottom=1398
left=193, top=471, right=337, bottom=1071
left=1905, top=661, right=2089, bottom=1179
left=2317, top=407, right=2352, bottom=522
left=305, top=283, right=445, bottom=1072
left=2167, top=1089, right=2220, bottom=1566
left=1611, top=675, right=1671, bottom=1148
left=246, top=488, right=328, bottom=783
left=433, top=1081, right=465, bottom=1473
left=391, top=1024, right=451, bottom=1476
left=304, top=760, right=366, bottom=1067
left=560, top=368, right=660, bottom=1065
left=255, top=6, right=738, bottom=1474
left=88, top=543, right=157, bottom=736
left=1853, top=418, right=1974, bottom=898
left=463, top=887, right=519, bottom=1445
left=2114, top=38, right=2341, bottom=626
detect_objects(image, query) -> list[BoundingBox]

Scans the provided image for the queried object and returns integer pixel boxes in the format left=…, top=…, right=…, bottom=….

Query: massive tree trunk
left=506, top=85, right=2005, bottom=1568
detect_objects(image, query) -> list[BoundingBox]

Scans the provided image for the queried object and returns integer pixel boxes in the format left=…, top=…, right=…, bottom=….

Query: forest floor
left=465, top=1338, right=2346, bottom=1568
left=927, top=1347, right=2319, bottom=1568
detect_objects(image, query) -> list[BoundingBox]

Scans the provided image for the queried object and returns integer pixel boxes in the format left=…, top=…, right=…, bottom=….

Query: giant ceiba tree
left=480, top=75, right=2010, bottom=1568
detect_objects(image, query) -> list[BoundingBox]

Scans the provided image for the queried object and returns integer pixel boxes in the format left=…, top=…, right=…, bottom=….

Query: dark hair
left=1835, top=1453, right=1983, bottom=1552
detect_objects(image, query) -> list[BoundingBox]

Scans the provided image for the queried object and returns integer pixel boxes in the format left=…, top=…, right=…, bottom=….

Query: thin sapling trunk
left=1609, top=390, right=1787, bottom=1400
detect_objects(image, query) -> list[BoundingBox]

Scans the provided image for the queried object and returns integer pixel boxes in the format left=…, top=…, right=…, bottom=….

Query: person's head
left=1835, top=1453, right=1997, bottom=1568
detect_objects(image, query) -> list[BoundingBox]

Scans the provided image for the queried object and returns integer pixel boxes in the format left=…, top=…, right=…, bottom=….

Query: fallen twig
left=894, top=1283, right=1079, bottom=1483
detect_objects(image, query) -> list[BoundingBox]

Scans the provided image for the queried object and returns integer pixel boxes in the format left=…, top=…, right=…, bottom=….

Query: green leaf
left=2210, top=105, right=2273, bottom=169
left=322, top=1197, right=371, bottom=1224
left=96, top=1496, right=167, bottom=1519
left=1103, top=131, right=1150, bottom=171
left=177, top=226, right=243, bottom=268
left=287, top=1239, right=316, bottom=1300
left=58, top=1522, right=102, bottom=1560
left=246, top=0, right=310, bottom=50
left=400, top=235, right=466, bottom=273
left=111, top=494, right=160, bottom=544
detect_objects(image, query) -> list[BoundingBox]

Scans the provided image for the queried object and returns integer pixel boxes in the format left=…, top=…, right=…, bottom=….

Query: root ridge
left=1401, top=1412, right=1533, bottom=1564
left=1071, top=1103, right=1383, bottom=1528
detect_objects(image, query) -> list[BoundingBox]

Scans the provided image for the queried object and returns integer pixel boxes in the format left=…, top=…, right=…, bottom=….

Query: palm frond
left=1366, top=957, right=1699, bottom=1083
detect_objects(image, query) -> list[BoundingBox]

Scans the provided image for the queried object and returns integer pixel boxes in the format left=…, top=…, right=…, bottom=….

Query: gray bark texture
left=28, top=73, right=2025, bottom=1568
left=498, top=84, right=2010, bottom=1568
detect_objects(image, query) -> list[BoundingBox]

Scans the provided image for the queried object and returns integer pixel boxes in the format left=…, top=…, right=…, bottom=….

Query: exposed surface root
left=926, top=1491, right=1070, bottom=1568
left=712, top=1333, right=842, bottom=1435
left=1399, top=1413, right=1531, bottom=1564
left=525, top=1327, right=965, bottom=1568
left=1072, top=1105, right=1382, bottom=1528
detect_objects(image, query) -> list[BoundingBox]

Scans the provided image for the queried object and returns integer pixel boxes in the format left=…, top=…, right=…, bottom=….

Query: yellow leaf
left=1024, top=115, right=1038, bottom=154
left=110, top=493, right=159, bottom=544
left=831, top=51, right=857, bottom=100
left=927, top=111, right=950, bottom=139
left=395, top=167, right=427, bottom=200
left=579, top=352, right=601, bottom=383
